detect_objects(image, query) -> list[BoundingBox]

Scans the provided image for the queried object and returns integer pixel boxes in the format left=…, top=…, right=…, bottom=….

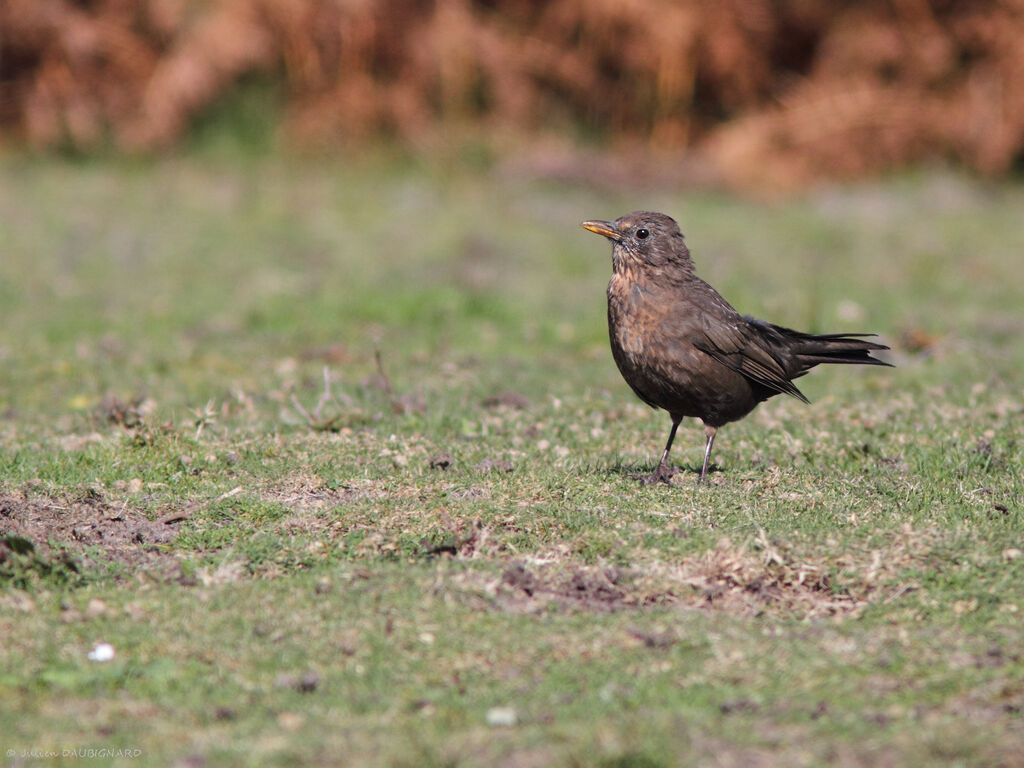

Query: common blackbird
left=582, top=211, right=891, bottom=484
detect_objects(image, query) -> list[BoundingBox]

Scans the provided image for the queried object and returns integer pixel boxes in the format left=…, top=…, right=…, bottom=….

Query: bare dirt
left=0, top=490, right=184, bottom=582
left=486, top=533, right=920, bottom=619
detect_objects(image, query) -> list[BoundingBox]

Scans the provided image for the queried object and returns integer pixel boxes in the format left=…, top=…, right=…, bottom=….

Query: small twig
left=159, top=486, right=243, bottom=525
left=290, top=393, right=315, bottom=427
left=158, top=511, right=192, bottom=525
left=291, top=367, right=352, bottom=431
left=312, top=366, right=333, bottom=421
left=111, top=497, right=129, bottom=521
left=883, top=582, right=918, bottom=604
left=374, top=348, right=394, bottom=396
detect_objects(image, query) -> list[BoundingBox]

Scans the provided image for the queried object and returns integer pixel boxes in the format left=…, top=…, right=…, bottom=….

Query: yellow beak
left=581, top=220, right=623, bottom=242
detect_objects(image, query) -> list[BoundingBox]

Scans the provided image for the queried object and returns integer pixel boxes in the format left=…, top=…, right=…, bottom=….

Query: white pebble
left=486, top=706, right=517, bottom=727
left=87, top=643, right=115, bottom=662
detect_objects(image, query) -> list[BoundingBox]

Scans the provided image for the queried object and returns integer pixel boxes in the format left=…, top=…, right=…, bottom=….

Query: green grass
left=1, top=152, right=1022, bottom=767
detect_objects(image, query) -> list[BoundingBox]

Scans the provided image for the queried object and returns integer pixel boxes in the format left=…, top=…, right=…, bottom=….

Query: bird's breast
left=605, top=273, right=759, bottom=423
left=606, top=275, right=686, bottom=403
left=607, top=276, right=650, bottom=358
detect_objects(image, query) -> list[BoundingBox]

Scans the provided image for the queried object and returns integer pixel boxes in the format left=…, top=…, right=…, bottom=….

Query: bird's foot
left=632, top=463, right=677, bottom=486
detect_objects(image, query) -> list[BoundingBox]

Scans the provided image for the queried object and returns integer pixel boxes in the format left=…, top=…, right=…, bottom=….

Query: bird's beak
left=581, top=220, right=623, bottom=242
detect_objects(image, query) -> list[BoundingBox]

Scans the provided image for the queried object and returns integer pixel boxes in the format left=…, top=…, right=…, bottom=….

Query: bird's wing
left=694, top=311, right=810, bottom=403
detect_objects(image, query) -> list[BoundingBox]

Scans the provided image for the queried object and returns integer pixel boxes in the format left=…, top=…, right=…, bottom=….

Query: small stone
left=475, top=458, right=514, bottom=473
left=481, top=392, right=529, bottom=409
left=298, top=672, right=321, bottom=692
left=486, top=706, right=518, bottom=727
left=428, top=453, right=454, bottom=470
left=274, top=672, right=320, bottom=693
left=87, top=643, right=115, bottom=662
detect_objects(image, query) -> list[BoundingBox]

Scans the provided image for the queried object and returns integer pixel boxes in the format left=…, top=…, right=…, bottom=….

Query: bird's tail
left=782, top=328, right=892, bottom=372
left=747, top=317, right=893, bottom=374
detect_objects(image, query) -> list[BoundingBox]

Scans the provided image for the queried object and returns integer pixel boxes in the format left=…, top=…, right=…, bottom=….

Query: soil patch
left=0, top=491, right=183, bottom=584
left=487, top=534, right=922, bottom=618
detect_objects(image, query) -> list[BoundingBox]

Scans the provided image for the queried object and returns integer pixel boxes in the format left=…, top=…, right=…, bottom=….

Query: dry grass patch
left=259, top=471, right=385, bottom=518
left=442, top=527, right=938, bottom=620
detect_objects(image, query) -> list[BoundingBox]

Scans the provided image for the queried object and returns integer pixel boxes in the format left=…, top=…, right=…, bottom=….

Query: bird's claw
left=633, top=464, right=677, bottom=486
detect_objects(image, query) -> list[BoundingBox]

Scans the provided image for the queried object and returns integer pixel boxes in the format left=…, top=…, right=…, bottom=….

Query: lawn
left=1, top=150, right=1022, bottom=767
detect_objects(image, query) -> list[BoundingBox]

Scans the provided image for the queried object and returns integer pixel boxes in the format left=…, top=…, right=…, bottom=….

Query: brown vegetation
left=2, top=0, right=1024, bottom=191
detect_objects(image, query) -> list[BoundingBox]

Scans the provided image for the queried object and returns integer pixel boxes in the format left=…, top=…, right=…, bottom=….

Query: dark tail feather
left=747, top=318, right=893, bottom=373
left=786, top=330, right=892, bottom=372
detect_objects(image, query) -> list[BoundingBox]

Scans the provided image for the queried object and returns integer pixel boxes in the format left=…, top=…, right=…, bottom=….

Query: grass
left=1, top=149, right=1022, bottom=767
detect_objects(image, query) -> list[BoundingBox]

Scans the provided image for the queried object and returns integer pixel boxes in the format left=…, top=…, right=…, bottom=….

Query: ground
left=0, top=153, right=1022, bottom=767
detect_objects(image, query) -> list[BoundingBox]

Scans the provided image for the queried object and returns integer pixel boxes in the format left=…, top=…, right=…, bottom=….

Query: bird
left=581, top=211, right=891, bottom=485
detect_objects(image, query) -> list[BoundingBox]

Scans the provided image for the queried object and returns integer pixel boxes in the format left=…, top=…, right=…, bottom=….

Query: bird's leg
left=639, top=414, right=682, bottom=485
left=698, top=424, right=718, bottom=484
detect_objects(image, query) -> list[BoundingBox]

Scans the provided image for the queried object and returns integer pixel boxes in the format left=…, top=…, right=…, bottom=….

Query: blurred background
left=5, top=8, right=1024, bottom=768
left=3, top=0, right=1024, bottom=424
left=4, top=0, right=1024, bottom=193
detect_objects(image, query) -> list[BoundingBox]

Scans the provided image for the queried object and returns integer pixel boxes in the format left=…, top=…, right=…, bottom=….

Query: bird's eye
left=636, top=228, right=649, bottom=240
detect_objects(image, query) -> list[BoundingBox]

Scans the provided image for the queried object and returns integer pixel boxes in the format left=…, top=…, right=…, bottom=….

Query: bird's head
left=581, top=211, right=693, bottom=278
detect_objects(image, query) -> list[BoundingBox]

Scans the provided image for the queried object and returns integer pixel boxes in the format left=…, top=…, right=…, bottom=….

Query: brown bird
left=582, top=211, right=891, bottom=484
